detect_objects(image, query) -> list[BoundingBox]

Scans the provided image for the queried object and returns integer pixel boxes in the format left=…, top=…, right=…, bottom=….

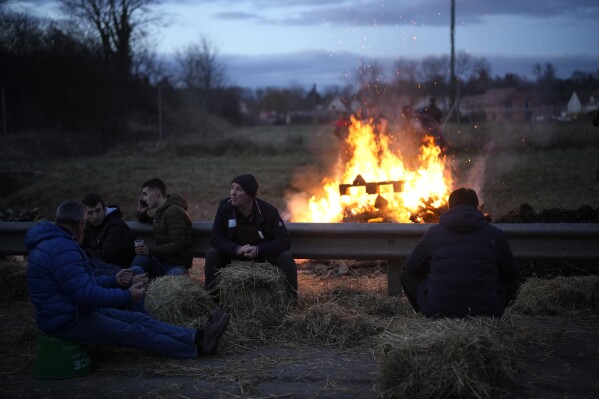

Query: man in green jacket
left=133, top=178, right=193, bottom=277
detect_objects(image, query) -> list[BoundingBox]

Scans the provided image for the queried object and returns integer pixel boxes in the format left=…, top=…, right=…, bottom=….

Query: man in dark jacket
left=26, top=200, right=230, bottom=358
left=205, top=174, right=297, bottom=297
left=82, top=193, right=136, bottom=275
left=134, top=178, right=194, bottom=277
left=423, top=97, right=443, bottom=124
left=401, top=188, right=519, bottom=318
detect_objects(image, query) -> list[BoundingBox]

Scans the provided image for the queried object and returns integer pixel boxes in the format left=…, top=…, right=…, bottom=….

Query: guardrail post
left=387, top=259, right=403, bottom=296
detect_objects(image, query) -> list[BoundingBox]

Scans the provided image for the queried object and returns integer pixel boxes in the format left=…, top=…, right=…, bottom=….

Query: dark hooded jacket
left=138, top=193, right=193, bottom=268
left=26, top=222, right=130, bottom=333
left=210, top=197, right=291, bottom=258
left=82, top=205, right=135, bottom=267
left=403, top=205, right=519, bottom=317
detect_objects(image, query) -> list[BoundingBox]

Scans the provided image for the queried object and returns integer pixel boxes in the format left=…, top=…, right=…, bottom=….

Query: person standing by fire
left=334, top=111, right=351, bottom=141
left=400, top=188, right=519, bottom=318
left=418, top=97, right=447, bottom=152
left=204, top=174, right=298, bottom=299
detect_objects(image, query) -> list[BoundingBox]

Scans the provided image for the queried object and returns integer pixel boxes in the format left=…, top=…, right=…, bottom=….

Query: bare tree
left=533, top=62, right=557, bottom=83
left=419, top=55, right=449, bottom=84
left=175, top=36, right=226, bottom=107
left=60, top=0, right=160, bottom=77
left=393, top=58, right=419, bottom=82
left=352, top=59, right=388, bottom=108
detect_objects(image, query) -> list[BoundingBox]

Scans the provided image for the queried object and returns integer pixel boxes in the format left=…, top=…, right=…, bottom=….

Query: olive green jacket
left=141, top=193, right=193, bottom=268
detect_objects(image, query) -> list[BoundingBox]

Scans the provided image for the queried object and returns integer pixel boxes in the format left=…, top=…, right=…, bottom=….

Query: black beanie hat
left=448, top=187, right=479, bottom=209
left=232, top=174, right=259, bottom=197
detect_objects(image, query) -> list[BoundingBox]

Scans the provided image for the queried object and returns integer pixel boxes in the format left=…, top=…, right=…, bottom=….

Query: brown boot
left=208, top=307, right=225, bottom=323
left=196, top=312, right=230, bottom=356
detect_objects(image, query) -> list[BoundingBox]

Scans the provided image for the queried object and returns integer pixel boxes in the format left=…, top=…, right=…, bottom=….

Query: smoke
left=459, top=156, right=487, bottom=203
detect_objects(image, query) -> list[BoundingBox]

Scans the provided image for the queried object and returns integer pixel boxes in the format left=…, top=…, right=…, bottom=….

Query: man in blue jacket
left=26, top=200, right=230, bottom=358
left=205, top=174, right=297, bottom=298
left=401, top=188, right=519, bottom=318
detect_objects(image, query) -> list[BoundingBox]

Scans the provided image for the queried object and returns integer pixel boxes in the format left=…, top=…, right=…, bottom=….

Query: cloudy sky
left=10, top=0, right=599, bottom=89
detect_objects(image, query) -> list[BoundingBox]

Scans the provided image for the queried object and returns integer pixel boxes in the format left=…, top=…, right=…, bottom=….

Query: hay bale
left=0, top=257, right=28, bottom=303
left=512, top=276, right=599, bottom=316
left=376, top=318, right=515, bottom=399
left=330, top=286, right=414, bottom=318
left=217, top=261, right=290, bottom=324
left=145, top=275, right=215, bottom=327
left=285, top=302, right=378, bottom=346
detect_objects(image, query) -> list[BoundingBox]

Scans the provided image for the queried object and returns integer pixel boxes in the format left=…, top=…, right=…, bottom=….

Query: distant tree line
left=2, top=0, right=599, bottom=148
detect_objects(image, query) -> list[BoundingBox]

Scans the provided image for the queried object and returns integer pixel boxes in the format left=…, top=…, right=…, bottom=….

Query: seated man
left=26, top=200, right=230, bottom=358
left=205, top=174, right=298, bottom=298
left=401, top=188, right=519, bottom=318
left=81, top=193, right=137, bottom=276
left=134, top=178, right=193, bottom=277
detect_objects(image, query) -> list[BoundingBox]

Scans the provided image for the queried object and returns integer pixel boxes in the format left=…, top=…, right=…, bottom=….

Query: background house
left=566, top=90, right=599, bottom=117
left=461, top=88, right=536, bottom=122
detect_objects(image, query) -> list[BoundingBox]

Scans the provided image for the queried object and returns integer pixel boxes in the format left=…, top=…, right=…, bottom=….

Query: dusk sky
left=10, top=0, right=599, bottom=89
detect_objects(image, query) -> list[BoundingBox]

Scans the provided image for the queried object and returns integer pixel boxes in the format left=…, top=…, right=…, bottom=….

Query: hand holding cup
left=134, top=240, right=149, bottom=255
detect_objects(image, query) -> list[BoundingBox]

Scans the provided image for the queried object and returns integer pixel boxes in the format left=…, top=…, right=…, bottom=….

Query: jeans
left=400, top=270, right=425, bottom=313
left=204, top=248, right=298, bottom=297
left=89, top=257, right=146, bottom=313
left=401, top=270, right=518, bottom=316
left=132, top=255, right=188, bottom=278
left=89, top=257, right=144, bottom=277
left=51, top=308, right=198, bottom=358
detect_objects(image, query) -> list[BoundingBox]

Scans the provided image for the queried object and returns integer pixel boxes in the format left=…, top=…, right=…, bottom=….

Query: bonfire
left=289, top=116, right=453, bottom=223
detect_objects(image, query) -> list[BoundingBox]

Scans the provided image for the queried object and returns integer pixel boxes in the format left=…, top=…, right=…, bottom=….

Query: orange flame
left=289, top=116, right=452, bottom=223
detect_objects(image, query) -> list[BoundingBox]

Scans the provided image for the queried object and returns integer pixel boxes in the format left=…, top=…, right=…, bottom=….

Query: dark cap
left=448, top=188, right=479, bottom=209
left=232, top=174, right=258, bottom=198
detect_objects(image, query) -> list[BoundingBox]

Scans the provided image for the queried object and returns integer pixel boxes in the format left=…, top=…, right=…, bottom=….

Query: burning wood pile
left=289, top=115, right=452, bottom=223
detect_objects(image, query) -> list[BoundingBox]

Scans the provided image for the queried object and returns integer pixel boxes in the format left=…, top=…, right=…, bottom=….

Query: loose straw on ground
left=0, top=257, right=28, bottom=303
left=285, top=301, right=379, bottom=346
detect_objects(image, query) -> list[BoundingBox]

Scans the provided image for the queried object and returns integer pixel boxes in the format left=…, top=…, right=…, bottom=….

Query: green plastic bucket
left=33, top=334, right=91, bottom=379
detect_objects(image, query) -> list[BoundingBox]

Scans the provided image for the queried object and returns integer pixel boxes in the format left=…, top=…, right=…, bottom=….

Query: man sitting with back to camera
left=134, top=178, right=194, bottom=277
left=401, top=187, right=519, bottom=318
left=204, top=174, right=298, bottom=298
left=81, top=193, right=139, bottom=276
left=26, top=200, right=230, bottom=358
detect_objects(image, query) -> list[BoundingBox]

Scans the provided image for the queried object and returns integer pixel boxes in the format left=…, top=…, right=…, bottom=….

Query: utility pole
left=450, top=0, right=456, bottom=109
left=157, top=82, right=163, bottom=144
left=1, top=88, right=6, bottom=135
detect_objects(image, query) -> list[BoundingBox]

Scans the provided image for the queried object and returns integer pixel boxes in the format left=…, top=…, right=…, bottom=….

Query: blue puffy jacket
left=26, top=222, right=131, bottom=333
left=403, top=205, right=519, bottom=317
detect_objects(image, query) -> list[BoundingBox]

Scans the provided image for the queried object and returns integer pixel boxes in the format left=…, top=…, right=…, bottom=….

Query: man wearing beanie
left=205, top=174, right=298, bottom=298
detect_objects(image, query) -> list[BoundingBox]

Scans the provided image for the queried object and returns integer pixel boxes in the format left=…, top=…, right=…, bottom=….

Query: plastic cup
left=134, top=239, right=144, bottom=247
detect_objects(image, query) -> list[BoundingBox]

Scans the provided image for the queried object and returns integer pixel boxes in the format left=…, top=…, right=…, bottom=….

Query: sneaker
left=199, top=312, right=231, bottom=356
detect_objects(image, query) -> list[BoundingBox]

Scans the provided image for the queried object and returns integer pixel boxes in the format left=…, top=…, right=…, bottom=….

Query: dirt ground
left=1, top=261, right=598, bottom=399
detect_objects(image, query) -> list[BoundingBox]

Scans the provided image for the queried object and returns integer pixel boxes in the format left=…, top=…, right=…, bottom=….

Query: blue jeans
left=89, top=257, right=146, bottom=313
left=51, top=308, right=198, bottom=358
left=132, top=255, right=188, bottom=277
left=89, top=257, right=144, bottom=277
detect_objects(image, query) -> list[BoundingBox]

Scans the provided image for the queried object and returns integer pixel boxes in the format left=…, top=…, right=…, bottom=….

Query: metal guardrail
left=2, top=222, right=599, bottom=295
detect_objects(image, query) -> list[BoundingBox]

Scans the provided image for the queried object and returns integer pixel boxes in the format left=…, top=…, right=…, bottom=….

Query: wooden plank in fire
left=339, top=174, right=403, bottom=195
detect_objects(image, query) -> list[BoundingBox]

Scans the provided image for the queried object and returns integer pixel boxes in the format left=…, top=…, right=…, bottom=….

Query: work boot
left=196, top=312, right=231, bottom=356
left=208, top=306, right=224, bottom=323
